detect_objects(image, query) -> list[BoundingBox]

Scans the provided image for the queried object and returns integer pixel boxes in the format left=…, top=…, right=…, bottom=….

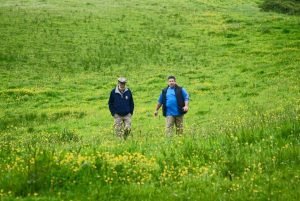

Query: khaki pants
left=114, top=114, right=132, bottom=139
left=166, top=115, right=183, bottom=136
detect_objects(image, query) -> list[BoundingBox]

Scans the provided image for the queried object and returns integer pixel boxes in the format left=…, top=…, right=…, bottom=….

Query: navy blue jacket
left=108, top=87, right=134, bottom=116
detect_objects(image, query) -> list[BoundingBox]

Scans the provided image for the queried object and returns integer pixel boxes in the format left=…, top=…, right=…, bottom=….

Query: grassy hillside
left=0, top=0, right=299, bottom=200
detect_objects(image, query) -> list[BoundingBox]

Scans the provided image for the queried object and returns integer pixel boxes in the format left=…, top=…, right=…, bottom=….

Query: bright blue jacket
left=108, top=87, right=134, bottom=116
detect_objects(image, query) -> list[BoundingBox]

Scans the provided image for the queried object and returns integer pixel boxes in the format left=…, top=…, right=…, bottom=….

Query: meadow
left=0, top=0, right=299, bottom=200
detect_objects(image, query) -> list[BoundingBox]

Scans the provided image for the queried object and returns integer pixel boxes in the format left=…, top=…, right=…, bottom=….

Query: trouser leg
left=114, top=114, right=123, bottom=137
left=166, top=116, right=175, bottom=136
left=123, top=114, right=132, bottom=139
left=175, top=115, right=184, bottom=135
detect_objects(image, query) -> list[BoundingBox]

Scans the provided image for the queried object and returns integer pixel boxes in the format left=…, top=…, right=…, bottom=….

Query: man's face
left=119, top=82, right=126, bottom=91
left=168, top=78, right=176, bottom=88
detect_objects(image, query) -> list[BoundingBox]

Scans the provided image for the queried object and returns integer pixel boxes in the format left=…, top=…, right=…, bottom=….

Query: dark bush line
left=260, top=0, right=300, bottom=15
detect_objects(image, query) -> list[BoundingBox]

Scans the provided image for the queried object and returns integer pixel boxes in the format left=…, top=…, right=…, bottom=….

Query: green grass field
left=0, top=0, right=299, bottom=200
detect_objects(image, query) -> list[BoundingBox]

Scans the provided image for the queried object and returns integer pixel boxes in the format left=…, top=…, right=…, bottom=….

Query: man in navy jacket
left=108, top=77, right=134, bottom=139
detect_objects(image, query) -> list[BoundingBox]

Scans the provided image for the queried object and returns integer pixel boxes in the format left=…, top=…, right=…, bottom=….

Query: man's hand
left=154, top=103, right=162, bottom=116
left=183, top=106, right=189, bottom=112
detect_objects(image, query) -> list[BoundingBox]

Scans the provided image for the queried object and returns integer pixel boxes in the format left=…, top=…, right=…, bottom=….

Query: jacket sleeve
left=129, top=90, right=134, bottom=115
left=108, top=90, right=115, bottom=116
left=182, top=88, right=189, bottom=101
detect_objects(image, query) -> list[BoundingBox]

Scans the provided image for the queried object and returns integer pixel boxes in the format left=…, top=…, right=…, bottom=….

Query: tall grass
left=0, top=108, right=299, bottom=200
left=0, top=0, right=299, bottom=200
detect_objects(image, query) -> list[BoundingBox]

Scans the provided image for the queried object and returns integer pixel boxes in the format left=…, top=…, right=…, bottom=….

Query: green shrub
left=260, top=0, right=300, bottom=15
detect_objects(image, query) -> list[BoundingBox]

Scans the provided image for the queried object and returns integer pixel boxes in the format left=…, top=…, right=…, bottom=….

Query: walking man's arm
left=154, top=103, right=162, bottom=116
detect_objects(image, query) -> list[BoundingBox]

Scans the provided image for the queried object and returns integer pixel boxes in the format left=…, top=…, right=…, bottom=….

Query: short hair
left=167, top=75, right=176, bottom=80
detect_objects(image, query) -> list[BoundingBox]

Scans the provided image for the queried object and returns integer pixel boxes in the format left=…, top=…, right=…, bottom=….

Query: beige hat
left=118, top=77, right=127, bottom=83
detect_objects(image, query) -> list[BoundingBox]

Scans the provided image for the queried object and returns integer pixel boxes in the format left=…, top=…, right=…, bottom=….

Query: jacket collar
left=115, top=86, right=128, bottom=95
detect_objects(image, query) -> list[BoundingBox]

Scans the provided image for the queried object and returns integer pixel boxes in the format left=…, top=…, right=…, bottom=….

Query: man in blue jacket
left=108, top=77, right=134, bottom=139
left=154, top=76, right=189, bottom=136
